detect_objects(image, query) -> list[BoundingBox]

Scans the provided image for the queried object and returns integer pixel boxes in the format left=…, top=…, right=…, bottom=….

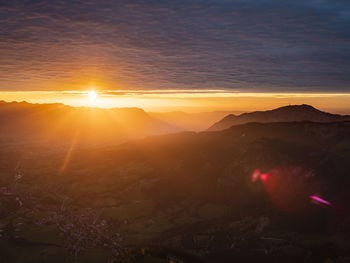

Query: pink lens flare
left=260, top=173, right=268, bottom=181
left=310, top=195, right=332, bottom=206
left=251, top=169, right=269, bottom=182
left=251, top=169, right=261, bottom=182
left=253, top=166, right=349, bottom=215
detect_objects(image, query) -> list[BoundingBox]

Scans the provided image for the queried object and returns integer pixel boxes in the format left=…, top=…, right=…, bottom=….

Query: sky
left=0, top=0, right=350, bottom=111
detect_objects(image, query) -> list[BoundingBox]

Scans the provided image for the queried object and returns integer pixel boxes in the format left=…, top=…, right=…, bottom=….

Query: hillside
left=1, top=120, right=350, bottom=262
left=0, top=101, right=179, bottom=145
left=208, top=104, right=350, bottom=131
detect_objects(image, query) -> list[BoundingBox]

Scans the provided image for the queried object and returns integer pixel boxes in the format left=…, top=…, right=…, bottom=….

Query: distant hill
left=149, top=110, right=242, bottom=131
left=0, top=101, right=178, bottom=145
left=208, top=104, right=350, bottom=131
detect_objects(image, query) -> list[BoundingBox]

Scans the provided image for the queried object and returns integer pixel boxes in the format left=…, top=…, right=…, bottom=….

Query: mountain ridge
left=208, top=104, right=350, bottom=131
left=0, top=100, right=179, bottom=145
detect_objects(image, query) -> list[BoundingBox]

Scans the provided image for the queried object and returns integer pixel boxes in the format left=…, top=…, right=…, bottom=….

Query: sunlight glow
left=88, top=90, right=97, bottom=101
left=0, top=90, right=350, bottom=113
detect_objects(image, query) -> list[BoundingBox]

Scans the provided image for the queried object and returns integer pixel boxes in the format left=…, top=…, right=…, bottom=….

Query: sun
left=88, top=90, right=97, bottom=101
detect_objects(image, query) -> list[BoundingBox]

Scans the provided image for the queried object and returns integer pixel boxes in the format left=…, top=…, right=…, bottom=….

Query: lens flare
left=251, top=169, right=261, bottom=182
left=260, top=173, right=268, bottom=182
left=251, top=169, right=269, bottom=182
left=310, top=195, right=332, bottom=206
left=251, top=166, right=322, bottom=215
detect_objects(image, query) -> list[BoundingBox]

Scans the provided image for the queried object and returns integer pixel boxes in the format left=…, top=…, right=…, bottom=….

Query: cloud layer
left=1, top=0, right=350, bottom=91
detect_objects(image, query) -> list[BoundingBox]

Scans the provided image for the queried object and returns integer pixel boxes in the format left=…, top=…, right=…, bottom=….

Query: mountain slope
left=0, top=101, right=179, bottom=145
left=2, top=120, right=350, bottom=262
left=208, top=104, right=350, bottom=131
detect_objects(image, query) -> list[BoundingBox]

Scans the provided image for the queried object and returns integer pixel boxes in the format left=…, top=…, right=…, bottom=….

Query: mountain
left=208, top=104, right=350, bottom=131
left=3, top=120, right=350, bottom=262
left=0, top=101, right=179, bottom=145
left=1, top=102, right=350, bottom=262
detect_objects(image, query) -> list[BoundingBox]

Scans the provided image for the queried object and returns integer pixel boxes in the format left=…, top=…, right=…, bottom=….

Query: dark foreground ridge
left=1, top=119, right=350, bottom=262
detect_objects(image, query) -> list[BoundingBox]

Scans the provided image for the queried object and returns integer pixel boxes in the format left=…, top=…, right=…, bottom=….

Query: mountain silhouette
left=208, top=104, right=350, bottom=131
left=0, top=101, right=178, bottom=145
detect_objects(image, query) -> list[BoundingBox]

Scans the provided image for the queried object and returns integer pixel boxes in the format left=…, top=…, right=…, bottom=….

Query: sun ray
left=60, top=129, right=80, bottom=173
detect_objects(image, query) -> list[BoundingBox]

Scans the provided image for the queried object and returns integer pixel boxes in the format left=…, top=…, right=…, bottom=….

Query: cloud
left=0, top=0, right=349, bottom=92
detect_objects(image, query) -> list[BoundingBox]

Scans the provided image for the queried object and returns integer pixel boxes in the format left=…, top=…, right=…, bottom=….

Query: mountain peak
left=208, top=104, right=350, bottom=131
left=275, top=104, right=316, bottom=111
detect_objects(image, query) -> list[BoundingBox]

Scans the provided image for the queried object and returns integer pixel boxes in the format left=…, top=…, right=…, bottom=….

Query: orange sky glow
left=1, top=90, right=350, bottom=114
